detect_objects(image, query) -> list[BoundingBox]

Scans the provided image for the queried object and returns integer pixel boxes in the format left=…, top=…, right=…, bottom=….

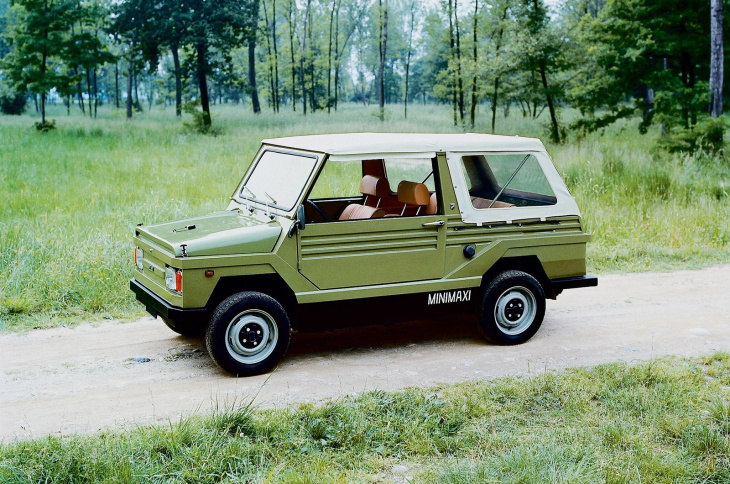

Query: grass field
left=1, top=103, right=729, bottom=331
left=2, top=353, right=729, bottom=482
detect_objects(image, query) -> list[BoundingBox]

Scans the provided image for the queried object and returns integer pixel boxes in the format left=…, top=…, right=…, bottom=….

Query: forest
left=0, top=0, right=726, bottom=148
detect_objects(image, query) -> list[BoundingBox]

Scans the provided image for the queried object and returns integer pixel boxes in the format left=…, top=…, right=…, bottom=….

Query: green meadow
left=1, top=104, right=729, bottom=331
left=2, top=354, right=730, bottom=482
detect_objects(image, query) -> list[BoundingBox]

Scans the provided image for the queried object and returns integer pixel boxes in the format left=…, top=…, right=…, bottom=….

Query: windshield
left=240, top=150, right=318, bottom=211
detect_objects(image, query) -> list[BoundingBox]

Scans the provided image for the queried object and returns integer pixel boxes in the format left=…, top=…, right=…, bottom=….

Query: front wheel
left=477, top=270, right=545, bottom=345
left=206, top=292, right=291, bottom=376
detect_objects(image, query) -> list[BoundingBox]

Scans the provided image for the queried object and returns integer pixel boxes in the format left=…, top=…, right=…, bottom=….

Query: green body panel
left=297, top=214, right=445, bottom=289
left=137, top=210, right=281, bottom=257
left=131, top=145, right=592, bottom=312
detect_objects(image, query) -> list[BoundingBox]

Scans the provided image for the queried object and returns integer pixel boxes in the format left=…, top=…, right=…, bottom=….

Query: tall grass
left=2, top=354, right=729, bottom=482
left=1, top=104, right=729, bottom=330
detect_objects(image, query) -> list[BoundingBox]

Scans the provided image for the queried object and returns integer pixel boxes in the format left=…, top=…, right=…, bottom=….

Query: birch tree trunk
left=710, top=0, right=723, bottom=118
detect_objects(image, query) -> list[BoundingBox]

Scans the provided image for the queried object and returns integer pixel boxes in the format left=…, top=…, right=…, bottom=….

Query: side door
left=297, top=157, right=446, bottom=290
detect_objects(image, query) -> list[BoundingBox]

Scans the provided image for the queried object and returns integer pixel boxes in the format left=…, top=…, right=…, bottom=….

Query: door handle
left=422, top=220, right=445, bottom=227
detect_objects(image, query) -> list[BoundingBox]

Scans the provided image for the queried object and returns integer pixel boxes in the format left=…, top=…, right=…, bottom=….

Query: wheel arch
left=206, top=274, right=300, bottom=327
left=480, top=256, right=554, bottom=300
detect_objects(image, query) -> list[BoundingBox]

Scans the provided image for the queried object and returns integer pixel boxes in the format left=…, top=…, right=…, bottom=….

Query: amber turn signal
left=205, top=270, right=214, bottom=277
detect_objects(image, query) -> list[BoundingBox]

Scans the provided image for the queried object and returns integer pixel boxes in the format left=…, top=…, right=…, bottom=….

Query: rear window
left=460, top=154, right=556, bottom=209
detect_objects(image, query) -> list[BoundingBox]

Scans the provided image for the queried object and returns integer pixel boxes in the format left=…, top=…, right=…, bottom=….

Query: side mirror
left=288, top=205, right=306, bottom=237
left=296, top=204, right=306, bottom=231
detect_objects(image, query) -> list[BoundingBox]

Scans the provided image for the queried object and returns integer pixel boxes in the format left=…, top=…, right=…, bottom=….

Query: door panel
left=297, top=215, right=445, bottom=289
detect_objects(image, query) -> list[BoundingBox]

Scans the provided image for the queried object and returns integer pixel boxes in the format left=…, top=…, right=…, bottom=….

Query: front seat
left=394, top=181, right=430, bottom=216
left=338, top=175, right=388, bottom=220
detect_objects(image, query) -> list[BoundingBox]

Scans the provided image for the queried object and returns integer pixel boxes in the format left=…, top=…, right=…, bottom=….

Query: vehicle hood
left=136, top=210, right=282, bottom=257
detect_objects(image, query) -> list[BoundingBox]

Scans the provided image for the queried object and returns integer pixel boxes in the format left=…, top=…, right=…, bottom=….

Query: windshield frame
left=232, top=147, right=321, bottom=216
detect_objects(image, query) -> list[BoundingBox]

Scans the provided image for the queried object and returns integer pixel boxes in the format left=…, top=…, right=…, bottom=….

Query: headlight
left=135, top=247, right=143, bottom=270
left=165, top=266, right=182, bottom=293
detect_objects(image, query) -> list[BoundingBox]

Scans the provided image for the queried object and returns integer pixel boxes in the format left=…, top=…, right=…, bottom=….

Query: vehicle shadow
left=286, top=316, right=484, bottom=358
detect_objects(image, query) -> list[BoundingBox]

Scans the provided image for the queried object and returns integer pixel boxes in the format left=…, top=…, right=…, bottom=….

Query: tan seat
left=425, top=192, right=438, bottom=215
left=470, top=196, right=515, bottom=209
left=395, top=181, right=430, bottom=216
left=339, top=204, right=385, bottom=220
left=360, top=175, right=391, bottom=208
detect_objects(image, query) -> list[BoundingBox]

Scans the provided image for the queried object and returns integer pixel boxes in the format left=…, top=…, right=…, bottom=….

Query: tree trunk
left=327, top=0, right=336, bottom=113
left=196, top=43, right=212, bottom=127
left=288, top=0, right=297, bottom=111
left=539, top=60, right=560, bottom=143
left=454, top=0, right=464, bottom=122
left=711, top=0, right=724, bottom=118
left=115, top=62, right=120, bottom=109
left=404, top=2, right=415, bottom=119
left=249, top=42, right=261, bottom=114
left=447, top=0, right=457, bottom=126
left=133, top=70, right=142, bottom=112
left=300, top=0, right=312, bottom=115
left=377, top=0, right=388, bottom=122
left=272, top=0, right=280, bottom=112
left=262, top=0, right=275, bottom=110
left=469, top=0, right=478, bottom=128
left=126, top=62, right=133, bottom=119
left=172, top=44, right=182, bottom=117
left=491, top=77, right=499, bottom=133
left=93, top=68, right=98, bottom=118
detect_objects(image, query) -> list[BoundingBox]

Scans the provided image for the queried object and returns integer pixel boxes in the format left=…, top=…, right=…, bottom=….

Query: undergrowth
left=2, top=354, right=729, bottom=482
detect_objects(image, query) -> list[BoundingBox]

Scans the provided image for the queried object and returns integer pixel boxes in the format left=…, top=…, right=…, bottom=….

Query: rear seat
left=470, top=196, right=515, bottom=209
left=385, top=181, right=430, bottom=217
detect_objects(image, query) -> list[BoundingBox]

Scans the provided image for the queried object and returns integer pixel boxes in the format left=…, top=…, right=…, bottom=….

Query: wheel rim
left=494, top=286, right=537, bottom=335
left=224, top=309, right=278, bottom=365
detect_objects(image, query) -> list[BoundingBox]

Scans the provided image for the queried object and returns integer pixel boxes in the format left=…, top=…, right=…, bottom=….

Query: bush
left=657, top=117, right=725, bottom=155
left=0, top=84, right=27, bottom=115
left=34, top=119, right=56, bottom=132
left=182, top=101, right=221, bottom=136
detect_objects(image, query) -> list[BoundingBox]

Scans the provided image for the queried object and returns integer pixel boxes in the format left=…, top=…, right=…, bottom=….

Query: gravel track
left=2, top=265, right=729, bottom=442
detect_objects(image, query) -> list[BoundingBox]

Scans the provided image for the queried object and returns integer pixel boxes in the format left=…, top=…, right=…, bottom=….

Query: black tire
left=477, top=270, right=545, bottom=345
left=206, top=291, right=291, bottom=376
left=161, top=317, right=205, bottom=337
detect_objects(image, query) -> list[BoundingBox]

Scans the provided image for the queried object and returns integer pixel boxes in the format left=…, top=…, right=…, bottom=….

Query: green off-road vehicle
left=131, top=133, right=597, bottom=376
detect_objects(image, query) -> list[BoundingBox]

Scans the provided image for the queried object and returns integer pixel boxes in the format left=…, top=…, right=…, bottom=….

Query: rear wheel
left=206, top=292, right=291, bottom=376
left=478, top=270, right=545, bottom=345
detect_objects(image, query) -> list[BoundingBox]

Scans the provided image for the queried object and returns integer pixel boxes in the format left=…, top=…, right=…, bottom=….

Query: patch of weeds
left=164, top=347, right=203, bottom=362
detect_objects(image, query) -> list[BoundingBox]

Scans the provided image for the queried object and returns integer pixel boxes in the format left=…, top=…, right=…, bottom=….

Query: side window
left=461, top=154, right=556, bottom=209
left=383, top=158, right=436, bottom=192
left=308, top=159, right=361, bottom=199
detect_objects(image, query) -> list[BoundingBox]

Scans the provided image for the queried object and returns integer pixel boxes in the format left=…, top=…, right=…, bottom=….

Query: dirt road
left=2, top=265, right=730, bottom=442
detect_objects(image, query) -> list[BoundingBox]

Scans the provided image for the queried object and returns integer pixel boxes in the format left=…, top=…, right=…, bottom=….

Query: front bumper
left=130, top=279, right=209, bottom=325
left=548, top=275, right=598, bottom=298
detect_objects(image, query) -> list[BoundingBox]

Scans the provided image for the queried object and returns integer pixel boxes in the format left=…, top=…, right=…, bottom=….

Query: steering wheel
left=306, top=199, right=329, bottom=222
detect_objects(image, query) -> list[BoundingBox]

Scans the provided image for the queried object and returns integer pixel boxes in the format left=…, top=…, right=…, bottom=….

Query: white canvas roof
left=262, top=133, right=546, bottom=158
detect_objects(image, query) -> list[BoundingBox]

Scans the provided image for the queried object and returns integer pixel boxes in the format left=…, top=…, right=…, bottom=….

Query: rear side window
left=460, top=154, right=556, bottom=209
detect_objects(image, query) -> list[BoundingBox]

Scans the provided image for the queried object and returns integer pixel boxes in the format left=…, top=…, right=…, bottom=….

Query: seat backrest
left=397, top=181, right=430, bottom=215
left=338, top=204, right=385, bottom=220
left=425, top=192, right=438, bottom=215
left=360, top=175, right=391, bottom=207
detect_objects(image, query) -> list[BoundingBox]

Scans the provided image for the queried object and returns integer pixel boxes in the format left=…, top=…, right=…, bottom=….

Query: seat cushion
left=339, top=204, right=386, bottom=220
left=470, top=196, right=515, bottom=209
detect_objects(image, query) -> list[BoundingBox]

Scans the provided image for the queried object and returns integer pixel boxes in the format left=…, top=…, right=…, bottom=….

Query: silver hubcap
left=225, top=309, right=278, bottom=364
left=494, top=286, right=536, bottom=335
